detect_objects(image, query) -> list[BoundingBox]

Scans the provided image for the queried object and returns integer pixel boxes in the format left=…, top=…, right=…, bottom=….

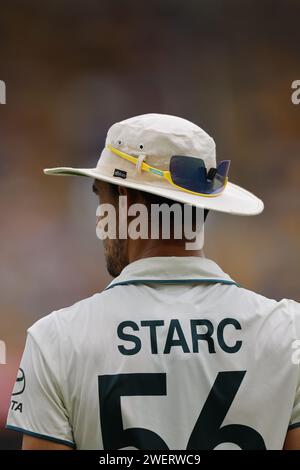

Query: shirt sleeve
left=6, top=320, right=75, bottom=448
left=290, top=385, right=300, bottom=429
left=289, top=300, right=300, bottom=430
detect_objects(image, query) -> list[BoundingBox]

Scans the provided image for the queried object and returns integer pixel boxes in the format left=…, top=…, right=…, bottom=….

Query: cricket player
left=6, top=114, right=300, bottom=449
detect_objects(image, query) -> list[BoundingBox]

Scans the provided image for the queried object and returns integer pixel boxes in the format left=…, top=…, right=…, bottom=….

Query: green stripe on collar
left=105, top=278, right=240, bottom=290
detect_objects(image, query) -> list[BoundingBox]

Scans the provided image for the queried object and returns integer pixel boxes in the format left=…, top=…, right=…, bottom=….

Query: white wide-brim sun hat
left=44, top=113, right=264, bottom=216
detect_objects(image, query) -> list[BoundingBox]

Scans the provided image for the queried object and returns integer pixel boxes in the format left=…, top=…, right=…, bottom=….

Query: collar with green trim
left=105, top=256, right=239, bottom=290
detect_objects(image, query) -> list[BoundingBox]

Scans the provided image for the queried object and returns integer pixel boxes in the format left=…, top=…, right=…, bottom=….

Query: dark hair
left=137, top=189, right=209, bottom=223
left=109, top=183, right=209, bottom=224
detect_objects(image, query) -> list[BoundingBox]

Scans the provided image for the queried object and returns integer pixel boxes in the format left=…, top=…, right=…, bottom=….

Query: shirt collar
left=105, top=256, right=238, bottom=290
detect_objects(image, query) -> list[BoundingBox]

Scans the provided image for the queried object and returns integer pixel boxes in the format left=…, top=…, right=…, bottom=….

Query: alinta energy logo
left=0, top=80, right=6, bottom=104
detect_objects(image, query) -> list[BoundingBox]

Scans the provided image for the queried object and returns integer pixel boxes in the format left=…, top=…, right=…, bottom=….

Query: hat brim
left=43, top=166, right=264, bottom=216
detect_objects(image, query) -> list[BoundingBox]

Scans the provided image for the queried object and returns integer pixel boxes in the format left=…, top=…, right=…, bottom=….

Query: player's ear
left=118, top=185, right=139, bottom=206
left=117, top=185, right=136, bottom=209
left=117, top=185, right=128, bottom=196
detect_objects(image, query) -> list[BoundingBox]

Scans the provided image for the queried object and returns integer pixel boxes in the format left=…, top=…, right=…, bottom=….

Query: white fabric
left=43, top=113, right=264, bottom=216
left=7, top=256, right=300, bottom=449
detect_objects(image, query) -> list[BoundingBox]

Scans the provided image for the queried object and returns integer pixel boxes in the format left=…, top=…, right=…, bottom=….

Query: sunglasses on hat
left=107, top=144, right=230, bottom=197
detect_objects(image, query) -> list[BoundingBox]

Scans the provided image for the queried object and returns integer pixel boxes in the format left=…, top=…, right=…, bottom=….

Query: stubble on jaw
left=103, top=237, right=128, bottom=278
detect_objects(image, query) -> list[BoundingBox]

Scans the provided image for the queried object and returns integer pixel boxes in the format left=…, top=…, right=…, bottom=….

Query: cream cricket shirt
left=6, top=257, right=300, bottom=449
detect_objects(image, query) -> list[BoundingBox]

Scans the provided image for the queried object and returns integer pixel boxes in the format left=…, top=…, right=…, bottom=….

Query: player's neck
left=128, top=238, right=205, bottom=263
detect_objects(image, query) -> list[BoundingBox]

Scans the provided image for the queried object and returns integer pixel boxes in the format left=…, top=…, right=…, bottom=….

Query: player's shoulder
left=239, top=284, right=299, bottom=310
left=27, top=290, right=111, bottom=343
left=236, top=285, right=300, bottom=330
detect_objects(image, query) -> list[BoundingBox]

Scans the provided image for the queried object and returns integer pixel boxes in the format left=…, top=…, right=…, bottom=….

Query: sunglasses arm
left=108, top=144, right=170, bottom=179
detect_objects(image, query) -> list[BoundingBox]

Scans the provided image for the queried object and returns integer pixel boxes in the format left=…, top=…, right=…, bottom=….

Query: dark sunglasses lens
left=170, top=156, right=230, bottom=195
left=211, top=160, right=230, bottom=192
left=170, top=156, right=207, bottom=193
left=216, top=160, right=230, bottom=178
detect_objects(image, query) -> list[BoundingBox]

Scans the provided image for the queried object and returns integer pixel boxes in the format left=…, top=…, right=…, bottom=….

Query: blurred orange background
left=0, top=0, right=299, bottom=449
